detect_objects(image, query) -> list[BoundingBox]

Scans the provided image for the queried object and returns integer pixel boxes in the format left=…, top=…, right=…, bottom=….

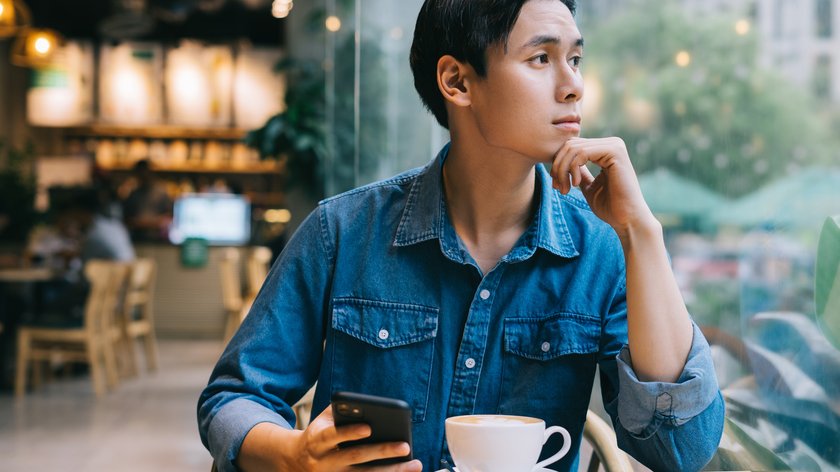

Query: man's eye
left=531, top=53, right=549, bottom=64
left=570, top=55, right=583, bottom=67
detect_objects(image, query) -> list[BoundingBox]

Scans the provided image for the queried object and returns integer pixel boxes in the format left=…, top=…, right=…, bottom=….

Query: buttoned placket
left=445, top=267, right=505, bottom=418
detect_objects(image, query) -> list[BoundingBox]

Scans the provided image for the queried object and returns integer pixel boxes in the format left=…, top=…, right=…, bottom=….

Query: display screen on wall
left=169, top=193, right=251, bottom=246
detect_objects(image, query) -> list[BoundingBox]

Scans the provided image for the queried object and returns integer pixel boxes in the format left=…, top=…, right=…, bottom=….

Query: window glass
left=322, top=0, right=438, bottom=195
left=817, top=0, right=833, bottom=38
left=814, top=55, right=833, bottom=99
left=578, top=0, right=840, bottom=469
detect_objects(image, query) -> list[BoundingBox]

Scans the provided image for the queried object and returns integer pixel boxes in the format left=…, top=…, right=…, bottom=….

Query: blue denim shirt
left=198, top=144, right=724, bottom=472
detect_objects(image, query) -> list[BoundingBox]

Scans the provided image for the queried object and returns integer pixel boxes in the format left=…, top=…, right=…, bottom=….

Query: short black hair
left=410, top=0, right=576, bottom=129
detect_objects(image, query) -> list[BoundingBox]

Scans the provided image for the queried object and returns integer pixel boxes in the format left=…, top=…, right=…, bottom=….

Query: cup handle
left=534, top=425, right=571, bottom=470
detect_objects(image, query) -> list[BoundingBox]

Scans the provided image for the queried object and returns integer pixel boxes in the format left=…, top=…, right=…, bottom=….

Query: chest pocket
left=498, top=313, right=600, bottom=421
left=330, top=297, right=438, bottom=423
left=504, top=313, right=600, bottom=360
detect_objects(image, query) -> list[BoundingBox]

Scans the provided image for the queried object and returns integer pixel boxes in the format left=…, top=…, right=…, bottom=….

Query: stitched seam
left=320, top=170, right=421, bottom=205
left=333, top=297, right=439, bottom=313
left=395, top=173, right=422, bottom=244
left=317, top=205, right=335, bottom=268
left=505, top=311, right=601, bottom=323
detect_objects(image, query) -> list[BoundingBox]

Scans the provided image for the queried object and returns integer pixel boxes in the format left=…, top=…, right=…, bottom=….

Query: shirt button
left=378, top=329, right=389, bottom=340
left=465, top=358, right=476, bottom=369
left=541, top=341, right=551, bottom=352
left=479, top=289, right=491, bottom=300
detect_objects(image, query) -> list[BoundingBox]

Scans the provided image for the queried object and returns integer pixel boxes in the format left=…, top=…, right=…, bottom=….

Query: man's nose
left=556, top=66, right=584, bottom=103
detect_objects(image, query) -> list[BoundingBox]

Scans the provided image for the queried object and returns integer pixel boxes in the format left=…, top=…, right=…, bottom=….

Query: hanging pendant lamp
left=0, top=0, right=31, bottom=38
left=10, top=27, right=64, bottom=67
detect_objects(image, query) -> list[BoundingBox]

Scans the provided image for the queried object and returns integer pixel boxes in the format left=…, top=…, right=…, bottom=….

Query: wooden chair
left=118, top=258, right=159, bottom=376
left=293, top=385, right=316, bottom=430
left=583, top=409, right=634, bottom=472
left=15, top=260, right=129, bottom=397
left=246, top=246, right=272, bottom=297
left=220, top=248, right=244, bottom=343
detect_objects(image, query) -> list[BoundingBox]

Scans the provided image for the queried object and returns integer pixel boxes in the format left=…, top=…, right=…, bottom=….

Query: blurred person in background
left=35, top=188, right=134, bottom=326
left=122, top=159, right=173, bottom=242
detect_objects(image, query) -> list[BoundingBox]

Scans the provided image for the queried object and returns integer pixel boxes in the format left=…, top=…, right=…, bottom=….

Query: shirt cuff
left=615, top=321, right=720, bottom=437
left=208, top=398, right=293, bottom=472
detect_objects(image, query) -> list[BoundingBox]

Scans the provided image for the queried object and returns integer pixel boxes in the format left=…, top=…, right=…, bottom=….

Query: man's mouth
left=552, top=116, right=581, bottom=131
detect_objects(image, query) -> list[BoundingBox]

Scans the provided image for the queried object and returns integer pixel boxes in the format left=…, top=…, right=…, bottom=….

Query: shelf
left=60, top=124, right=250, bottom=140
left=100, top=161, right=283, bottom=174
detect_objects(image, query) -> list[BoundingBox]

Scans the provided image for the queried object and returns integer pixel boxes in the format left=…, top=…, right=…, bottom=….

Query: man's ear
left=436, top=55, right=473, bottom=108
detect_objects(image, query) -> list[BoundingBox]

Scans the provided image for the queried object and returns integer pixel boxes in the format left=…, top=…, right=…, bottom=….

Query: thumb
left=313, top=403, right=334, bottom=425
left=579, top=165, right=597, bottom=192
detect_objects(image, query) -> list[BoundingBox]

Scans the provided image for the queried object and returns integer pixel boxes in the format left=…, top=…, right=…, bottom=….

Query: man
left=122, top=159, right=172, bottom=242
left=198, top=1, right=724, bottom=470
left=34, top=188, right=135, bottom=327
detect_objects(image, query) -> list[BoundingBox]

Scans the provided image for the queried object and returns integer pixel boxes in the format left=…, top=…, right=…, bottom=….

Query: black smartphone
left=331, top=391, right=413, bottom=465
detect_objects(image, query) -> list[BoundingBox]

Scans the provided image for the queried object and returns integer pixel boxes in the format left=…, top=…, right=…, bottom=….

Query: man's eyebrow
left=516, top=35, right=584, bottom=52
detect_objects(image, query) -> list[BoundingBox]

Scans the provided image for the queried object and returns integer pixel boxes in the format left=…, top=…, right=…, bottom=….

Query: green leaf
left=717, top=416, right=793, bottom=470
left=816, top=216, right=840, bottom=349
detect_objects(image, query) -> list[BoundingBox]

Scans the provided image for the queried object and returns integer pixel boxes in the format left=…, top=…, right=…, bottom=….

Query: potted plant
left=0, top=140, right=38, bottom=244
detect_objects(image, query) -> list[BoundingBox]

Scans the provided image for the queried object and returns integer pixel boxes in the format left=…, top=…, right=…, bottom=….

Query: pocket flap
left=332, top=298, right=439, bottom=349
left=504, top=313, right=600, bottom=360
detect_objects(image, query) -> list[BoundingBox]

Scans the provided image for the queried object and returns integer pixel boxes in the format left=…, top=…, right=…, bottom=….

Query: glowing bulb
left=325, top=15, right=341, bottom=32
left=0, top=0, right=16, bottom=29
left=675, top=50, right=691, bottom=67
left=735, top=19, right=750, bottom=35
left=271, top=0, right=292, bottom=18
left=264, top=209, right=292, bottom=223
left=34, top=36, right=51, bottom=55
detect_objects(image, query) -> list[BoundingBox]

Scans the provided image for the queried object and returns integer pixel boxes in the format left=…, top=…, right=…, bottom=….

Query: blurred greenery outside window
left=261, top=0, right=840, bottom=469
left=576, top=1, right=840, bottom=469
left=816, top=0, right=833, bottom=38
left=814, top=55, right=833, bottom=100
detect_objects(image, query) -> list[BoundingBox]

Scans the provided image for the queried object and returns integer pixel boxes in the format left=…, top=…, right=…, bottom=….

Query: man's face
left=468, top=0, right=584, bottom=162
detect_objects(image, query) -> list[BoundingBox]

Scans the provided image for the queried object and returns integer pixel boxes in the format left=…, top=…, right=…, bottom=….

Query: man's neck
left=443, top=135, right=539, bottom=274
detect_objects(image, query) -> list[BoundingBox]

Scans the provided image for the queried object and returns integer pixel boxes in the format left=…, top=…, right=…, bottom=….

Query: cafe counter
left=136, top=244, right=250, bottom=339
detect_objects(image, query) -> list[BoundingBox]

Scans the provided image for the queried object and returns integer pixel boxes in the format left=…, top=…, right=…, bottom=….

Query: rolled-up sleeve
left=615, top=322, right=721, bottom=435
left=197, top=206, right=334, bottom=471
left=599, top=276, right=724, bottom=472
left=206, top=399, right=293, bottom=472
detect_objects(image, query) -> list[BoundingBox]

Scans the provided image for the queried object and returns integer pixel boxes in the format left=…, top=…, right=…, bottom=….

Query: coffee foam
left=450, top=415, right=541, bottom=425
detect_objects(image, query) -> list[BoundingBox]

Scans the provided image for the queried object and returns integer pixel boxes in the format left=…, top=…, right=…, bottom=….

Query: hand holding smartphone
left=331, top=391, right=413, bottom=465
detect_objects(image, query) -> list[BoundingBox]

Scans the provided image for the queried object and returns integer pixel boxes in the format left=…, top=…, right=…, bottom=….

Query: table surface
left=0, top=268, right=56, bottom=283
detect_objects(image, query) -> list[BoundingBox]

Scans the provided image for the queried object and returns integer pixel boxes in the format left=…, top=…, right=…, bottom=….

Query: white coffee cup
left=445, top=414, right=571, bottom=472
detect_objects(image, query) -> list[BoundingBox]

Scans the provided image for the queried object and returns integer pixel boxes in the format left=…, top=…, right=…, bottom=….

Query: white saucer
left=435, top=468, right=553, bottom=472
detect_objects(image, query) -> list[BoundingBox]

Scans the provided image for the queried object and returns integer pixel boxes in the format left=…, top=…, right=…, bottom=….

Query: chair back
left=219, top=248, right=243, bottom=312
left=84, top=260, right=129, bottom=336
left=583, top=409, right=633, bottom=472
left=125, top=258, right=156, bottom=313
left=246, top=246, right=272, bottom=297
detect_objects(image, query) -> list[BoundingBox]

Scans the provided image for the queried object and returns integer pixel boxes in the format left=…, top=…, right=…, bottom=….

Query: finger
left=363, top=459, right=424, bottom=472
left=579, top=165, right=596, bottom=189
left=331, top=441, right=412, bottom=467
left=309, top=407, right=372, bottom=456
left=571, top=164, right=582, bottom=188
left=554, top=145, right=588, bottom=194
left=551, top=144, right=572, bottom=193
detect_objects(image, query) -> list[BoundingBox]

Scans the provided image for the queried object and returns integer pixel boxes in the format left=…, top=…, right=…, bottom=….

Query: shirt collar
left=393, top=143, right=578, bottom=259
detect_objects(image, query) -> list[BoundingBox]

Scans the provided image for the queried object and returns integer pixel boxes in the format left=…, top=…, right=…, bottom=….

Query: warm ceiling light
left=735, top=19, right=751, bottom=36
left=271, top=0, right=292, bottom=18
left=11, top=28, right=64, bottom=67
left=675, top=50, right=691, bottom=67
left=325, top=15, right=341, bottom=32
left=0, top=0, right=31, bottom=38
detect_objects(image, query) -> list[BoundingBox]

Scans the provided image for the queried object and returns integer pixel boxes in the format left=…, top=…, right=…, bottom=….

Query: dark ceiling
left=24, top=0, right=286, bottom=45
